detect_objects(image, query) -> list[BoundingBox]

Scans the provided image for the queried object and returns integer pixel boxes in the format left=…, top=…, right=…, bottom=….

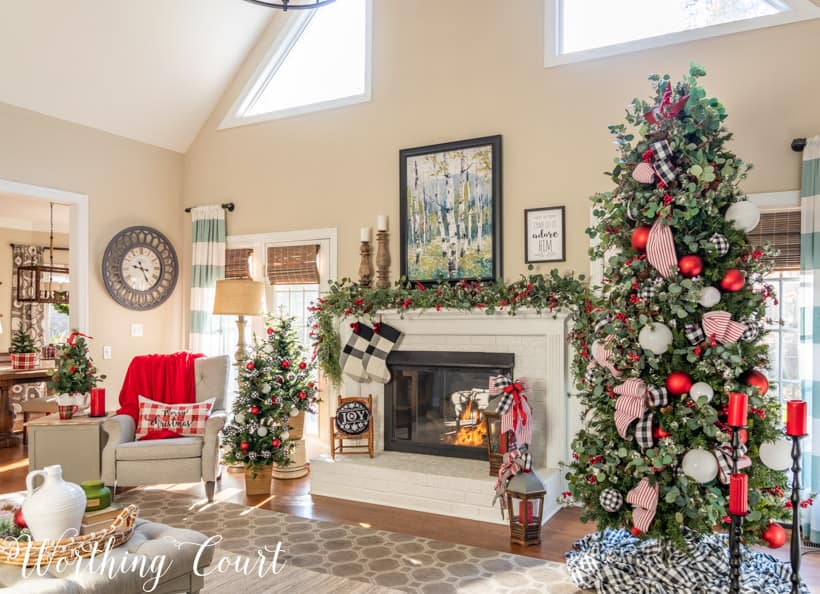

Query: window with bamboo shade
left=225, top=248, right=253, bottom=280
left=266, top=245, right=320, bottom=285
left=748, top=210, right=801, bottom=271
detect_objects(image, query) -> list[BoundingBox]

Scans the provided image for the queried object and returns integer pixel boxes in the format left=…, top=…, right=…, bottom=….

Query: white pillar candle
left=376, top=215, right=388, bottom=231
left=360, top=227, right=371, bottom=242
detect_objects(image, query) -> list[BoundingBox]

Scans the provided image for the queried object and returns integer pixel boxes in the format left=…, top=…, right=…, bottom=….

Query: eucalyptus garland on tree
left=222, top=314, right=320, bottom=475
left=565, top=65, right=790, bottom=546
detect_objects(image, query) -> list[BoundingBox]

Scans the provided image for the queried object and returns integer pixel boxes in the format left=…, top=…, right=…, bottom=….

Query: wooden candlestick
left=358, top=241, right=373, bottom=288
left=376, top=230, right=391, bottom=289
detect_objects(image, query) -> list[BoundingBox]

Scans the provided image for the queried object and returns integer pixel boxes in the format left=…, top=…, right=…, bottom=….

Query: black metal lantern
left=505, top=471, right=546, bottom=546
left=485, top=408, right=517, bottom=477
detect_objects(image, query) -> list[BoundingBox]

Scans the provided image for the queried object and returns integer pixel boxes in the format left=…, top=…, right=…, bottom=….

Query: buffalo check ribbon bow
left=646, top=219, right=678, bottom=279
left=644, top=82, right=689, bottom=125
left=714, top=443, right=752, bottom=485
left=613, top=379, right=668, bottom=447
left=592, top=336, right=621, bottom=378
left=626, top=478, right=660, bottom=533
left=702, top=311, right=747, bottom=345
left=492, top=448, right=532, bottom=516
left=490, top=375, right=533, bottom=447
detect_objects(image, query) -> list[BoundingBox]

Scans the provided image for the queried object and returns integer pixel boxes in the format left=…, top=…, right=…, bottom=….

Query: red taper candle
left=728, top=473, right=748, bottom=516
left=90, top=387, right=106, bottom=418
left=727, top=392, right=748, bottom=427
left=786, top=399, right=807, bottom=436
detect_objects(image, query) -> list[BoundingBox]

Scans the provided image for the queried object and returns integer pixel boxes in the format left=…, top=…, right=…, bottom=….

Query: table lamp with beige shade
left=212, top=279, right=266, bottom=366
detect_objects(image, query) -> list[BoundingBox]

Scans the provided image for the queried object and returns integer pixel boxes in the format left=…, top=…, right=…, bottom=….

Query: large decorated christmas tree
left=222, top=315, right=320, bottom=475
left=566, top=65, right=791, bottom=546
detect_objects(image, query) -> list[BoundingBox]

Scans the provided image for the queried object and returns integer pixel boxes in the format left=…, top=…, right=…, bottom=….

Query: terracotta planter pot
left=10, top=353, right=39, bottom=370
left=288, top=411, right=305, bottom=440
left=244, top=466, right=272, bottom=496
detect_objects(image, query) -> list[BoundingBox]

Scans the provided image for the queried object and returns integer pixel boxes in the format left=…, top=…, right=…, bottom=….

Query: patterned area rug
left=117, top=488, right=582, bottom=594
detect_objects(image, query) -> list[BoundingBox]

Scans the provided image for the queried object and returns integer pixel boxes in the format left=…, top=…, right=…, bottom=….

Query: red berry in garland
left=653, top=425, right=670, bottom=439
left=267, top=327, right=274, bottom=335
left=271, top=438, right=281, bottom=448
left=281, top=360, right=290, bottom=369
left=678, top=254, right=703, bottom=278
left=630, top=226, right=651, bottom=251
left=665, top=371, right=693, bottom=396
left=298, top=391, right=307, bottom=400
left=271, top=397, right=278, bottom=405
left=240, top=441, right=249, bottom=451
left=246, top=361, right=255, bottom=370
left=299, top=362, right=307, bottom=370
left=250, top=406, right=260, bottom=415
left=719, top=268, right=745, bottom=292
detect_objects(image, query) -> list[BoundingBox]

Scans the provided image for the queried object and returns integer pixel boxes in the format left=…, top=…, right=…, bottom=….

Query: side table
left=26, top=413, right=111, bottom=484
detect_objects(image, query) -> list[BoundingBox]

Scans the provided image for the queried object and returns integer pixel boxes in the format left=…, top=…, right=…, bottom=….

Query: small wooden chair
left=330, top=394, right=374, bottom=459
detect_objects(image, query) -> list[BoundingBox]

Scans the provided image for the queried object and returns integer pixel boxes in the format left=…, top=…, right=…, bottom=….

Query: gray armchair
left=101, top=355, right=230, bottom=502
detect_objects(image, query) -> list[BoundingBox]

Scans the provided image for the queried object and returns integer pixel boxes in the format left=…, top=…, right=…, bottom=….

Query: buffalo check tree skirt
left=566, top=528, right=807, bottom=594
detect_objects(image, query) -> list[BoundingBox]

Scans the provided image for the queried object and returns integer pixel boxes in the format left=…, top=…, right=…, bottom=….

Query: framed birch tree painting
left=399, top=135, right=502, bottom=284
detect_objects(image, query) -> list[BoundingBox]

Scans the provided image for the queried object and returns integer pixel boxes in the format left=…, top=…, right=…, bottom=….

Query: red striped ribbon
left=646, top=219, right=677, bottom=278
left=702, top=311, right=746, bottom=344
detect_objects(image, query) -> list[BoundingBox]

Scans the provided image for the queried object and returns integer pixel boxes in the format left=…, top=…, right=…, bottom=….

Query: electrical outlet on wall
left=131, top=323, right=144, bottom=338
left=103, top=346, right=112, bottom=360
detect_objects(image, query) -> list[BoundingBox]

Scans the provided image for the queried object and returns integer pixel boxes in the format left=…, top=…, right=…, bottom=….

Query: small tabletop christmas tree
left=222, top=314, right=320, bottom=476
left=10, top=329, right=36, bottom=354
left=48, top=331, right=105, bottom=395
left=566, top=65, right=790, bottom=546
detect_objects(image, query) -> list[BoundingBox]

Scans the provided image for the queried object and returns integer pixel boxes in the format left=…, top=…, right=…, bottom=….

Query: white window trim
left=220, top=0, right=373, bottom=130
left=545, top=0, right=820, bottom=68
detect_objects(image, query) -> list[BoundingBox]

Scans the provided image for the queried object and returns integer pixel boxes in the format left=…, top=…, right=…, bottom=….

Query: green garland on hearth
left=308, top=270, right=592, bottom=386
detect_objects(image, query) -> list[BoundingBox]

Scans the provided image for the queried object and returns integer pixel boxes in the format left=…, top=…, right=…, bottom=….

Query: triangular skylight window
left=225, top=0, right=371, bottom=127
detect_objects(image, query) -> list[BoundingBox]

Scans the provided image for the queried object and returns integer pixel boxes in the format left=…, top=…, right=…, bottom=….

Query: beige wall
left=184, top=0, right=820, bottom=284
left=0, top=229, right=68, bottom=352
left=0, top=102, right=185, bottom=405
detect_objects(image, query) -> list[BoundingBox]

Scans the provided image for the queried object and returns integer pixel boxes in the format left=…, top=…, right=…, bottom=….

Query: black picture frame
left=524, top=206, right=566, bottom=263
left=399, top=135, right=502, bottom=284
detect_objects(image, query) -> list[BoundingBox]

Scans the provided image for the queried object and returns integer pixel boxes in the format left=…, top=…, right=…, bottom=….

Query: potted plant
left=9, top=328, right=39, bottom=370
left=221, top=314, right=320, bottom=495
left=47, top=331, right=105, bottom=419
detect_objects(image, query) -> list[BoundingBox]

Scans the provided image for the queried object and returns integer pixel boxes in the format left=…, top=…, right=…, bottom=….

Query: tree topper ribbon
left=646, top=219, right=677, bottom=279
left=645, top=82, right=689, bottom=125
left=67, top=331, right=92, bottom=345
left=626, top=478, right=659, bottom=533
left=702, top=311, right=747, bottom=345
left=490, top=375, right=532, bottom=447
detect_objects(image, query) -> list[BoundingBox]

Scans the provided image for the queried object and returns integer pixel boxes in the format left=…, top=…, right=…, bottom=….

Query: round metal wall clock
left=102, top=226, right=178, bottom=310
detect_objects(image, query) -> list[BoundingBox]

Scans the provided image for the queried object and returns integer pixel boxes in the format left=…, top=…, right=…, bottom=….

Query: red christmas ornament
left=271, top=397, right=278, bottom=405
left=240, top=441, right=249, bottom=451
left=250, top=406, right=260, bottom=415
left=13, top=507, right=26, bottom=529
left=720, top=268, right=746, bottom=292
left=272, top=438, right=281, bottom=448
left=678, top=255, right=703, bottom=278
left=276, top=376, right=284, bottom=383
left=299, top=362, right=307, bottom=370
left=653, top=425, right=670, bottom=439
left=246, top=361, right=255, bottom=370
left=298, top=391, right=307, bottom=400
left=630, top=526, right=643, bottom=537
left=631, top=226, right=651, bottom=251
left=266, top=327, right=274, bottom=335
left=740, top=369, right=769, bottom=396
left=281, top=360, right=290, bottom=370
left=761, top=522, right=786, bottom=548
left=666, top=371, right=693, bottom=396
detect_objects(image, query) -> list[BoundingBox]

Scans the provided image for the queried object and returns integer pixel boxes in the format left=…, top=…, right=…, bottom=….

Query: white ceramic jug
left=22, top=465, right=87, bottom=541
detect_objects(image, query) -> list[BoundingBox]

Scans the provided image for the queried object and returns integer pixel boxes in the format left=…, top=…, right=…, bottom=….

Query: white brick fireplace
left=311, top=309, right=578, bottom=525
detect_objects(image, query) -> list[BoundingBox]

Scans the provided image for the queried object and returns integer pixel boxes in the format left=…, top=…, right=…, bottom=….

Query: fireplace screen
left=384, top=351, right=514, bottom=459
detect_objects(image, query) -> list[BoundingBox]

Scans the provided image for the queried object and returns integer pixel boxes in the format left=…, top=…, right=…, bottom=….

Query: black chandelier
left=242, top=0, right=336, bottom=10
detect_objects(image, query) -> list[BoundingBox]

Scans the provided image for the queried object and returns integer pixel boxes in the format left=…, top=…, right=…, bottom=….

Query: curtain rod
left=184, top=202, right=235, bottom=213
left=792, top=138, right=806, bottom=152
left=9, top=243, right=69, bottom=251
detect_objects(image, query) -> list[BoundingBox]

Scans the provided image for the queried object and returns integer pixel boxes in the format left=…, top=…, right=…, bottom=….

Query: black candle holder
left=728, top=425, right=747, bottom=594
left=790, top=433, right=807, bottom=594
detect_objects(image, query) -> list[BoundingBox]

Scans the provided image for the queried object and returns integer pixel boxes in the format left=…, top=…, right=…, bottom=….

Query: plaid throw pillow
left=136, top=395, right=215, bottom=440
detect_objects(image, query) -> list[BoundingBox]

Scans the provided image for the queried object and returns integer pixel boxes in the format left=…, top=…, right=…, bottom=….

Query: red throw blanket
left=117, top=352, right=204, bottom=439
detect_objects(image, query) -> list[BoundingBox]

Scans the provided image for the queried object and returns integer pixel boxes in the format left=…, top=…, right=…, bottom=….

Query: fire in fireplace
left=384, top=351, right=514, bottom=460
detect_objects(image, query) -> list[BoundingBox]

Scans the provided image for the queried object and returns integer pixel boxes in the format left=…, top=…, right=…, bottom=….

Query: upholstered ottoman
left=0, top=519, right=214, bottom=594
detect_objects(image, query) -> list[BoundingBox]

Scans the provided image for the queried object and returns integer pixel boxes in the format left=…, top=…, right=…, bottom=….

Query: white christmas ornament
left=699, top=287, right=721, bottom=308
left=689, top=382, right=714, bottom=403
left=681, top=448, right=719, bottom=483
left=235, top=413, right=246, bottom=424
left=261, top=384, right=272, bottom=394
left=289, top=408, right=300, bottom=417
left=725, top=201, right=760, bottom=233
left=638, top=323, right=673, bottom=355
left=257, top=426, right=268, bottom=437
left=759, top=439, right=791, bottom=471
left=281, top=431, right=290, bottom=440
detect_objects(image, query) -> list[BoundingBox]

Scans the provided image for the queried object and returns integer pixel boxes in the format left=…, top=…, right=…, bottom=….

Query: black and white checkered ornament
left=740, top=320, right=760, bottom=342
left=638, top=284, right=656, bottom=301
left=654, top=159, right=676, bottom=185
left=584, top=364, right=600, bottom=385
left=684, top=324, right=706, bottom=346
left=599, top=488, right=624, bottom=513
left=709, top=233, right=730, bottom=257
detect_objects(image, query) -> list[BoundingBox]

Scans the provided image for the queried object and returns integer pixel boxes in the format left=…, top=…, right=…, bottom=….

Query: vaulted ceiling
left=0, top=0, right=274, bottom=152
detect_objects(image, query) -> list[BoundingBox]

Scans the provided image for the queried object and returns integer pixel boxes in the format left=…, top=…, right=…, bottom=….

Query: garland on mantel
left=308, top=270, right=592, bottom=386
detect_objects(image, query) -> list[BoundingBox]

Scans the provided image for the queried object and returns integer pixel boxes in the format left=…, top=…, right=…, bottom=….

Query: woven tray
left=0, top=505, right=138, bottom=566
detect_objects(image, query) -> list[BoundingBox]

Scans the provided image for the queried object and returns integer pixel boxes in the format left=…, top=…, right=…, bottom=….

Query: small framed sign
left=525, top=206, right=565, bottom=263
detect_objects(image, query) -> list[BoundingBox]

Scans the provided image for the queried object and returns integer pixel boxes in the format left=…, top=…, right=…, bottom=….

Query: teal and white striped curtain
left=189, top=205, right=226, bottom=356
left=799, top=136, right=820, bottom=542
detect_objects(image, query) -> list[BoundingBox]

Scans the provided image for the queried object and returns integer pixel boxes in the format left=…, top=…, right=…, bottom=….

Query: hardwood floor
left=2, top=442, right=818, bottom=591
